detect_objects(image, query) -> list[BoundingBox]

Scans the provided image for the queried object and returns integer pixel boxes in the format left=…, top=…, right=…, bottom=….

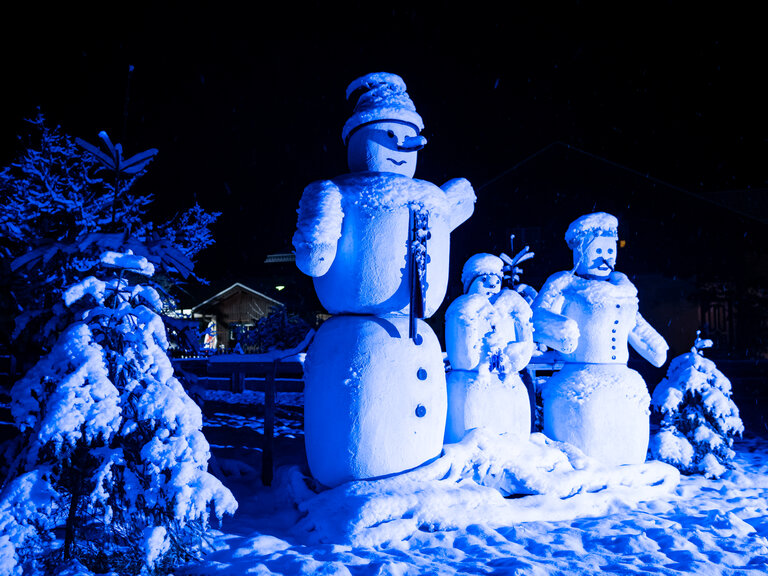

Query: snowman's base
left=445, top=370, right=531, bottom=444
left=304, top=315, right=447, bottom=487
left=542, top=363, right=651, bottom=466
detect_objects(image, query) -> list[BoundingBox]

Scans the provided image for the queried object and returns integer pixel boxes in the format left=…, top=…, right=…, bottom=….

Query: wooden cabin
left=191, top=283, right=284, bottom=352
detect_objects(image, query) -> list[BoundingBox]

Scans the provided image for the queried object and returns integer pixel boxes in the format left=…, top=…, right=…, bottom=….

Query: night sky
left=2, top=4, right=765, bottom=301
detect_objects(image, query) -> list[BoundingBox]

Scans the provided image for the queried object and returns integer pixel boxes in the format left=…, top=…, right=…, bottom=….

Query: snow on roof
left=264, top=253, right=296, bottom=263
left=191, top=282, right=284, bottom=312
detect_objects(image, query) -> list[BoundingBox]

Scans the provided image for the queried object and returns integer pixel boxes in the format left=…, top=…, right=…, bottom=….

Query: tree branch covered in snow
left=0, top=114, right=220, bottom=357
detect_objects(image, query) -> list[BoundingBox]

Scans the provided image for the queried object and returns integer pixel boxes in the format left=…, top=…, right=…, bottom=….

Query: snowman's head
left=462, top=253, right=504, bottom=297
left=346, top=121, right=425, bottom=177
left=573, top=235, right=617, bottom=279
left=342, top=73, right=425, bottom=177
left=565, top=212, right=619, bottom=280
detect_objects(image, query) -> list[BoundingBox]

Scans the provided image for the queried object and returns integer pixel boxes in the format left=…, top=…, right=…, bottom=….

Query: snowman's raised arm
left=292, top=179, right=343, bottom=277
left=441, top=178, right=476, bottom=231
left=628, top=312, right=669, bottom=367
left=531, top=272, right=580, bottom=354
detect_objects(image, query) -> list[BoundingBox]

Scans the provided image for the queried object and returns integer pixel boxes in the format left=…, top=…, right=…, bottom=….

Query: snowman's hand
left=504, top=340, right=534, bottom=372
left=292, top=179, right=343, bottom=276
left=532, top=308, right=579, bottom=354
left=629, top=313, right=668, bottom=367
left=441, top=178, right=476, bottom=231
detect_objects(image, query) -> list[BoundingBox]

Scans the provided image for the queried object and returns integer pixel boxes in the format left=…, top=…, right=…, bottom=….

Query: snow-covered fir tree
left=0, top=251, right=237, bottom=576
left=650, top=331, right=744, bottom=478
left=0, top=114, right=220, bottom=358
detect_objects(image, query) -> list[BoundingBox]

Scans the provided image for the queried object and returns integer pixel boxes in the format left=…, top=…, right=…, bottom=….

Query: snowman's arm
left=445, top=295, right=486, bottom=370
left=628, top=313, right=669, bottom=367
left=531, top=272, right=579, bottom=354
left=495, top=289, right=535, bottom=371
left=441, top=178, right=476, bottom=231
left=292, top=180, right=343, bottom=277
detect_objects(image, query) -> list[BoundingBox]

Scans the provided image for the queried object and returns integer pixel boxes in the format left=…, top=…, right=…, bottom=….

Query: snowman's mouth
left=387, top=158, right=407, bottom=166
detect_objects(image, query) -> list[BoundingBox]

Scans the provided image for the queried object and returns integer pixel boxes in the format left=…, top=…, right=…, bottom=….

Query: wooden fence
left=171, top=352, right=565, bottom=486
left=172, top=357, right=304, bottom=486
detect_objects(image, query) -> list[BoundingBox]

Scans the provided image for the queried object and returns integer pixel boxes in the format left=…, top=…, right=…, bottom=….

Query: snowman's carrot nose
left=399, top=134, right=427, bottom=152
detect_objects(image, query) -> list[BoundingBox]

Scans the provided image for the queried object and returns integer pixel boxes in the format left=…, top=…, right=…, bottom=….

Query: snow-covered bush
left=231, top=308, right=312, bottom=354
left=0, top=114, right=220, bottom=358
left=1, top=251, right=237, bottom=575
left=650, top=332, right=744, bottom=478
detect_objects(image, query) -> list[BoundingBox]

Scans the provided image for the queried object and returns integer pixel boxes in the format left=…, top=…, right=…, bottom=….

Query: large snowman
left=293, top=72, right=475, bottom=487
left=531, top=213, right=668, bottom=465
left=444, top=254, right=534, bottom=443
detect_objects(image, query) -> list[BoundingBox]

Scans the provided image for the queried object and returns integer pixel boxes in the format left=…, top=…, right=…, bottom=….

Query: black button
left=414, top=334, right=423, bottom=346
left=614, top=320, right=619, bottom=324
left=612, top=329, right=616, bottom=333
left=616, top=304, right=621, bottom=308
left=417, top=368, right=428, bottom=380
left=612, top=355, right=616, bottom=360
left=611, top=337, right=616, bottom=342
left=415, top=404, right=427, bottom=418
left=611, top=346, right=616, bottom=350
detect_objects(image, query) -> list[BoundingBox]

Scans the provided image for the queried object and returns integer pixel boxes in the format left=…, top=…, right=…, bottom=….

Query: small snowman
left=444, top=254, right=535, bottom=443
left=293, top=72, right=475, bottom=487
left=531, top=212, right=668, bottom=465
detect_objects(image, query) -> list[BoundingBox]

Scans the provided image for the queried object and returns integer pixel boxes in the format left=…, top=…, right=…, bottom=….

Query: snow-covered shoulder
left=292, top=179, right=344, bottom=277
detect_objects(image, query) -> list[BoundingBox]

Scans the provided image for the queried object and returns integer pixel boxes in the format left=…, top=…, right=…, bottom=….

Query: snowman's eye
left=387, top=130, right=395, bottom=138
left=596, top=248, right=603, bottom=254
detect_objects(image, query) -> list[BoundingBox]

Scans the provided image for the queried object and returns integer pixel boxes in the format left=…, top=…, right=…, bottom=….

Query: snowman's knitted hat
left=342, top=72, right=424, bottom=145
left=565, top=212, right=618, bottom=250
left=461, top=253, right=504, bottom=293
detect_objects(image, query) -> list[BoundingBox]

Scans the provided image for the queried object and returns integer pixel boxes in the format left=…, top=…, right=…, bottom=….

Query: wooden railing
left=172, top=356, right=304, bottom=486
left=172, top=349, right=566, bottom=485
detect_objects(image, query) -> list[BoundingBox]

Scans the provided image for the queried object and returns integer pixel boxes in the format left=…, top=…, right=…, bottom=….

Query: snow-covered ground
left=180, top=390, right=768, bottom=576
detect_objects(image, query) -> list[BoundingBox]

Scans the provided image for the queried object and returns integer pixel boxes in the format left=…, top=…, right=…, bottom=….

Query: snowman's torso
left=444, top=290, right=533, bottom=442
left=558, top=273, right=639, bottom=364
left=313, top=172, right=452, bottom=317
left=304, top=315, right=447, bottom=487
left=542, top=273, right=651, bottom=465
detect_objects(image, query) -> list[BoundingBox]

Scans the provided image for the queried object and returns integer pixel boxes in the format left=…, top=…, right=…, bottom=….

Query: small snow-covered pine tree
left=0, top=251, right=237, bottom=576
left=650, top=331, right=744, bottom=478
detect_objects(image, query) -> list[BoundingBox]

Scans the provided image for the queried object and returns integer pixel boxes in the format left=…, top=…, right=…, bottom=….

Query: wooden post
left=262, top=359, right=279, bottom=486
left=521, top=366, right=537, bottom=433
left=232, top=367, right=245, bottom=393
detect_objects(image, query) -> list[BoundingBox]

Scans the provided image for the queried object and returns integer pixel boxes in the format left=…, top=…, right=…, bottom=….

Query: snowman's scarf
left=565, top=271, right=638, bottom=307
left=287, top=429, right=679, bottom=548
left=336, top=172, right=452, bottom=217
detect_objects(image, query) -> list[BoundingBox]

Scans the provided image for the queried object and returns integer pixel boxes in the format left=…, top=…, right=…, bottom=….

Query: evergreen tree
left=650, top=332, right=744, bottom=478
left=0, top=251, right=237, bottom=575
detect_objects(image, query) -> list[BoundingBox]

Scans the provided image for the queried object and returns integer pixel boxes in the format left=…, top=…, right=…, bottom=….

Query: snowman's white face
left=574, top=235, right=617, bottom=279
left=468, top=273, right=502, bottom=297
left=347, top=121, right=420, bottom=177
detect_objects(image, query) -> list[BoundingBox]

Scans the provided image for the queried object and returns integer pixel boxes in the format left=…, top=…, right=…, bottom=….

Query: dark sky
left=2, top=4, right=765, bottom=294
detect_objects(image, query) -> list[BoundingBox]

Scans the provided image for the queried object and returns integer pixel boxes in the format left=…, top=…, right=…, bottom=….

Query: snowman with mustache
left=531, top=212, right=668, bottom=465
